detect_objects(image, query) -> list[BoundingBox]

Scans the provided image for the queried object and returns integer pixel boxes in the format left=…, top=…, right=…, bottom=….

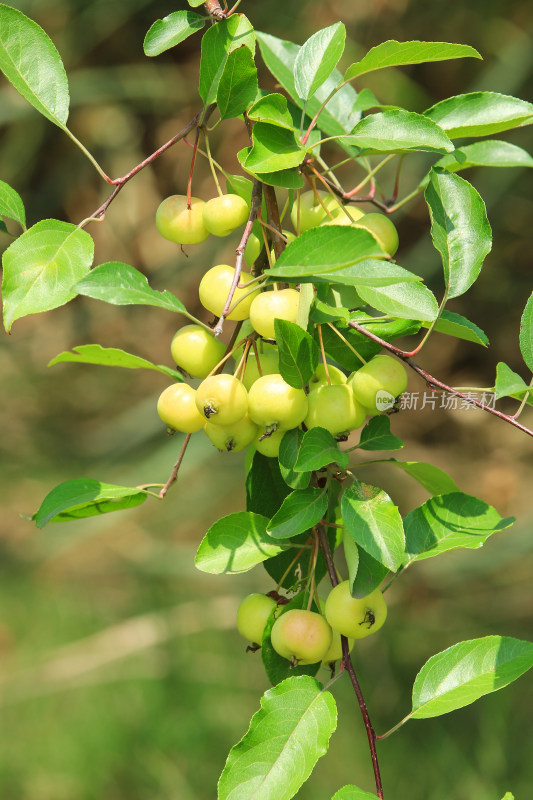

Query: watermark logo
left=376, top=389, right=396, bottom=411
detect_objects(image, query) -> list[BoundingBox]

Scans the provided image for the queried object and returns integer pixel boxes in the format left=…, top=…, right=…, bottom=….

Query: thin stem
left=204, top=131, right=223, bottom=196
left=264, top=184, right=285, bottom=260
left=234, top=339, right=252, bottom=381
left=63, top=127, right=112, bottom=182
left=208, top=337, right=249, bottom=377
left=275, top=541, right=311, bottom=592
left=159, top=434, right=192, bottom=499
left=387, top=185, right=423, bottom=213
left=317, top=325, right=331, bottom=385
left=375, top=714, right=411, bottom=741
left=301, top=86, right=337, bottom=146
left=187, top=127, right=201, bottom=207
left=326, top=322, right=368, bottom=364
left=402, top=290, right=449, bottom=358
left=512, top=376, right=533, bottom=419
left=306, top=531, right=320, bottom=611
left=345, top=155, right=396, bottom=199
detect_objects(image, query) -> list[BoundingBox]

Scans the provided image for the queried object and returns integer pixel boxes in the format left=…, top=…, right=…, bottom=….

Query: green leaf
left=493, top=362, right=530, bottom=400
left=342, top=481, right=405, bottom=571
left=275, top=319, right=319, bottom=389
left=347, top=314, right=423, bottom=343
left=0, top=179, right=25, bottom=228
left=0, top=4, right=69, bottom=129
left=199, top=15, right=255, bottom=105
left=195, top=512, right=284, bottom=575
left=249, top=168, right=305, bottom=189
left=268, top=488, right=328, bottom=539
left=425, top=169, right=492, bottom=300
left=351, top=547, right=389, bottom=599
left=217, top=45, right=258, bottom=120
left=75, top=262, right=188, bottom=315
left=34, top=479, right=146, bottom=527
left=403, top=492, right=514, bottom=566
left=422, top=309, right=489, bottom=347
left=248, top=92, right=295, bottom=129
left=500, top=793, right=514, bottom=800
left=0, top=220, right=8, bottom=235
left=352, top=88, right=400, bottom=113
left=341, top=110, right=454, bottom=155
left=143, top=10, right=205, bottom=57
left=519, top=292, right=533, bottom=372
left=293, top=428, right=349, bottom=472
left=2, top=220, right=94, bottom=332
left=48, top=344, right=183, bottom=382
left=332, top=785, right=380, bottom=800
left=294, top=22, right=346, bottom=102
left=278, top=429, right=311, bottom=490
left=357, top=281, right=439, bottom=321
left=425, top=92, right=533, bottom=138
left=218, top=675, right=337, bottom=800
left=357, top=416, right=404, bottom=451
left=261, top=594, right=322, bottom=685
left=419, top=140, right=533, bottom=188
left=246, top=451, right=291, bottom=518
left=342, top=529, right=360, bottom=594
left=242, top=122, right=305, bottom=173
left=345, top=40, right=481, bottom=81
left=320, top=325, right=381, bottom=372
left=410, top=636, right=533, bottom=719
left=389, top=460, right=459, bottom=495
left=187, top=0, right=205, bottom=5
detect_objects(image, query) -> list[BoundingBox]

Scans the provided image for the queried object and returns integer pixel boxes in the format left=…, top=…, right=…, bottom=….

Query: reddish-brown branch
left=263, top=184, right=285, bottom=260
left=205, top=0, right=227, bottom=19
left=159, top=434, right=192, bottom=499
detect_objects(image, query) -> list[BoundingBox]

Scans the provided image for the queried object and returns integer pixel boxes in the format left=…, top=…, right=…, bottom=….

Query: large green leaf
left=345, top=40, right=481, bottom=81
left=48, top=344, right=183, bottom=381
left=340, top=110, right=454, bottom=155
left=199, top=14, right=255, bottom=105
left=75, top=262, right=188, bottom=314
left=275, top=319, right=319, bottom=389
left=356, top=281, right=439, bottom=321
left=0, top=179, right=25, bottom=229
left=143, top=10, right=205, bottom=57
left=419, top=140, right=533, bottom=189
left=341, top=481, right=405, bottom=571
left=519, top=292, right=533, bottom=372
left=0, top=4, right=69, bottom=128
left=425, top=92, right=533, bottom=138
left=422, top=309, right=489, bottom=347
left=410, top=637, right=533, bottom=719
left=293, top=428, right=349, bottom=472
left=268, top=488, right=328, bottom=539
left=195, top=512, right=284, bottom=575
left=218, top=675, right=337, bottom=800
left=347, top=538, right=388, bottom=599
left=403, top=491, right=514, bottom=566
left=425, top=169, right=492, bottom=300
left=246, top=451, right=291, bottom=518
left=34, top=479, right=146, bottom=527
left=261, top=594, right=322, bottom=685
left=332, top=786, right=380, bottom=800
left=294, top=22, right=346, bottom=102
left=2, top=220, right=93, bottom=332
left=242, top=122, right=305, bottom=173
left=388, top=460, right=459, bottom=496
left=217, top=45, right=258, bottom=120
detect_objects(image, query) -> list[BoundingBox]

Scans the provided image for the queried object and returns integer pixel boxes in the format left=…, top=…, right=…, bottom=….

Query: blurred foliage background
left=0, top=1, right=532, bottom=798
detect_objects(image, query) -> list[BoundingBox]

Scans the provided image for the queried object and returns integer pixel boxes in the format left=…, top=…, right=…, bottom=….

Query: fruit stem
left=208, top=337, right=250, bottom=377
left=275, top=539, right=313, bottom=592
left=234, top=339, right=252, bottom=381
left=204, top=131, right=223, bottom=197
left=305, top=530, right=320, bottom=611
left=317, top=325, right=332, bottom=385
left=159, top=434, right=192, bottom=499
left=345, top=154, right=396, bottom=199
left=309, top=165, right=358, bottom=223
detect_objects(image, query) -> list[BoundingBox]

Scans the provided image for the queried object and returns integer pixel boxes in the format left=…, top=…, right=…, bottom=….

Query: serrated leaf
left=419, top=140, right=533, bottom=189
left=293, top=428, right=349, bottom=472
left=342, top=481, right=405, bottom=571
left=341, top=110, right=454, bottom=155
left=422, top=309, right=489, bottom=346
left=275, top=319, right=319, bottom=389
left=217, top=45, right=258, bottom=120
left=345, top=40, right=481, bottom=81
left=357, top=416, right=404, bottom=451
left=294, top=22, right=346, bottom=102
left=493, top=362, right=530, bottom=400
left=199, top=14, right=255, bottom=105
left=425, top=92, right=533, bottom=138
left=389, top=460, right=459, bottom=495
left=351, top=546, right=389, bottom=599
left=261, top=594, right=322, bottom=685
left=195, top=512, right=283, bottom=575
left=410, top=636, right=533, bottom=719
left=519, top=292, right=533, bottom=372
left=403, top=491, right=514, bottom=566
left=0, top=179, right=25, bottom=228
left=34, top=479, right=146, bottom=527
left=243, top=122, right=305, bottom=173
left=357, top=281, right=439, bottom=321
left=278, top=429, right=311, bottom=490
left=248, top=92, right=295, bottom=129
left=332, top=785, right=380, bottom=800
left=2, top=220, right=94, bottom=332
left=0, top=4, right=69, bottom=129
left=246, top=451, right=291, bottom=518
left=268, top=488, right=328, bottom=539
left=425, top=169, right=492, bottom=300
left=218, top=675, right=337, bottom=800
left=48, top=344, right=183, bottom=381
left=75, top=262, right=188, bottom=315
left=143, top=10, right=205, bottom=57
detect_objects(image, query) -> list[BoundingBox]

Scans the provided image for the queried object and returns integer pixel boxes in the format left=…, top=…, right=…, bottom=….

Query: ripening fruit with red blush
left=270, top=609, right=332, bottom=664
left=156, top=195, right=209, bottom=245
left=202, top=194, right=249, bottom=237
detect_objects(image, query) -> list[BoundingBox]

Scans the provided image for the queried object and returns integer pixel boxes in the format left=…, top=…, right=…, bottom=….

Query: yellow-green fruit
left=270, top=609, right=332, bottom=664
left=249, top=289, right=300, bottom=340
left=308, top=364, right=347, bottom=393
left=248, top=374, right=308, bottom=430
left=305, top=384, right=366, bottom=437
left=156, top=195, right=209, bottom=245
left=199, top=264, right=260, bottom=321
left=353, top=213, right=399, bottom=256
left=204, top=414, right=258, bottom=452
left=241, top=347, right=279, bottom=391
left=202, top=194, right=249, bottom=237
left=322, top=630, right=355, bottom=664
left=321, top=207, right=366, bottom=225
left=349, top=354, right=408, bottom=414
left=195, top=374, right=248, bottom=426
left=157, top=383, right=205, bottom=433
left=254, top=427, right=285, bottom=458
left=290, top=191, right=341, bottom=233
left=170, top=324, right=225, bottom=379
left=325, top=581, right=387, bottom=640
left=244, top=232, right=262, bottom=266
left=270, top=230, right=296, bottom=261
left=237, top=593, right=277, bottom=644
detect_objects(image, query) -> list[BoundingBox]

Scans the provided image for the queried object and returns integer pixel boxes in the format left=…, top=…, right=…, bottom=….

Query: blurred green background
left=1, top=1, right=532, bottom=798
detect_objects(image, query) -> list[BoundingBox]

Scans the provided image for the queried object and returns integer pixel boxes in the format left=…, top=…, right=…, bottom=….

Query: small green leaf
left=403, top=491, right=514, bottom=566
left=248, top=168, right=305, bottom=189
left=199, top=14, right=255, bottom=105
left=48, top=344, right=183, bottom=382
left=352, top=88, right=399, bottom=113
left=519, top=292, right=533, bottom=372
left=500, top=793, right=515, bottom=800
left=342, top=481, right=405, bottom=572
left=349, top=543, right=388, bottom=599
left=294, top=22, right=346, bottom=101
left=34, top=479, right=146, bottom=527
left=261, top=593, right=322, bottom=685
left=246, top=451, right=291, bottom=518
left=341, top=110, right=454, bottom=155
left=332, top=785, right=380, bottom=800
left=143, top=10, right=205, bottom=57
left=275, top=319, right=319, bottom=389
left=389, top=460, right=459, bottom=495
left=217, top=45, right=258, bottom=120
left=425, top=92, right=533, bottom=138
left=75, top=262, right=188, bottom=315
left=195, top=512, right=283, bottom=575
left=278, top=429, right=311, bottom=490
left=422, top=309, right=489, bottom=347
left=419, top=140, right=533, bottom=188
left=2, top=220, right=94, bottom=332
left=248, top=92, right=295, bottom=129
left=0, top=4, right=69, bottom=129
left=268, top=488, right=328, bottom=539
left=243, top=122, right=305, bottom=173
left=425, top=169, right=492, bottom=300
left=0, top=179, right=25, bottom=228
left=493, top=362, right=531, bottom=400
left=218, top=675, right=337, bottom=800
left=357, top=281, right=439, bottom=321
left=410, top=636, right=533, bottom=719
left=293, top=427, right=349, bottom=472
left=357, top=416, right=404, bottom=451
left=345, top=40, right=481, bottom=81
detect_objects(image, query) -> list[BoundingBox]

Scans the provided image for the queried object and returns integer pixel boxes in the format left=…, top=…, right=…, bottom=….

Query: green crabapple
left=247, top=374, right=308, bottom=431
left=353, top=213, right=399, bottom=257
left=349, top=354, right=408, bottom=413
left=308, top=363, right=347, bottom=393
left=322, top=629, right=355, bottom=664
left=325, top=581, right=387, bottom=640
left=157, top=383, right=205, bottom=433
left=204, top=414, right=258, bottom=452
left=249, top=288, right=300, bottom=340
left=321, top=206, right=366, bottom=225
left=202, top=194, right=249, bottom=237
left=290, top=191, right=343, bottom=233
left=305, top=384, right=366, bottom=437
left=156, top=195, right=209, bottom=245
left=254, top=426, right=285, bottom=458
left=240, top=346, right=279, bottom=391
left=195, top=374, right=248, bottom=426
left=199, top=264, right=260, bottom=321
left=237, top=593, right=277, bottom=644
left=170, top=324, right=226, bottom=379
left=270, top=609, right=332, bottom=664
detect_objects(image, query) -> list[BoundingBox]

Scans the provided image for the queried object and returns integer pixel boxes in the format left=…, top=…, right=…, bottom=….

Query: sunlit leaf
left=34, top=479, right=146, bottom=527
left=340, top=110, right=454, bottom=155
left=48, top=344, right=183, bottom=381
left=519, top=292, right=533, bottom=372
left=217, top=45, right=258, bottom=120
left=342, top=481, right=405, bottom=571
left=195, top=512, right=284, bottom=574
left=294, top=22, right=346, bottom=101
left=75, top=262, right=188, bottom=314
left=0, top=179, right=25, bottom=228
left=275, top=319, right=319, bottom=389
left=425, top=92, right=533, bottom=138
left=345, top=40, right=481, bottom=80
left=268, top=488, right=328, bottom=539
left=143, top=10, right=205, bottom=57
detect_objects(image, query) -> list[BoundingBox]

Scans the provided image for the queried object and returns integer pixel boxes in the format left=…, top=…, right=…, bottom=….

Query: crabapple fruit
left=237, top=593, right=277, bottom=644
left=322, top=629, right=355, bottom=663
left=249, top=288, right=300, bottom=340
left=254, top=427, right=285, bottom=458
left=170, top=324, right=226, bottom=379
left=325, top=581, right=387, bottom=640
left=199, top=265, right=260, bottom=321
left=202, top=194, right=249, bottom=237
left=240, top=347, right=279, bottom=391
left=156, top=195, right=209, bottom=245
left=308, top=364, right=347, bottom=393
left=270, top=609, right=332, bottom=664
left=247, top=374, right=308, bottom=431
left=290, top=191, right=340, bottom=233
left=305, top=384, right=366, bottom=437
left=157, top=383, right=205, bottom=433
left=195, top=374, right=248, bottom=426
left=353, top=213, right=399, bottom=256
left=204, top=414, right=258, bottom=452
left=349, top=354, right=408, bottom=413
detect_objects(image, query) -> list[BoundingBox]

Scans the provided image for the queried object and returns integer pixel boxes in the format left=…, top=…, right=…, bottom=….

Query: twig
left=159, top=434, right=192, bottom=499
